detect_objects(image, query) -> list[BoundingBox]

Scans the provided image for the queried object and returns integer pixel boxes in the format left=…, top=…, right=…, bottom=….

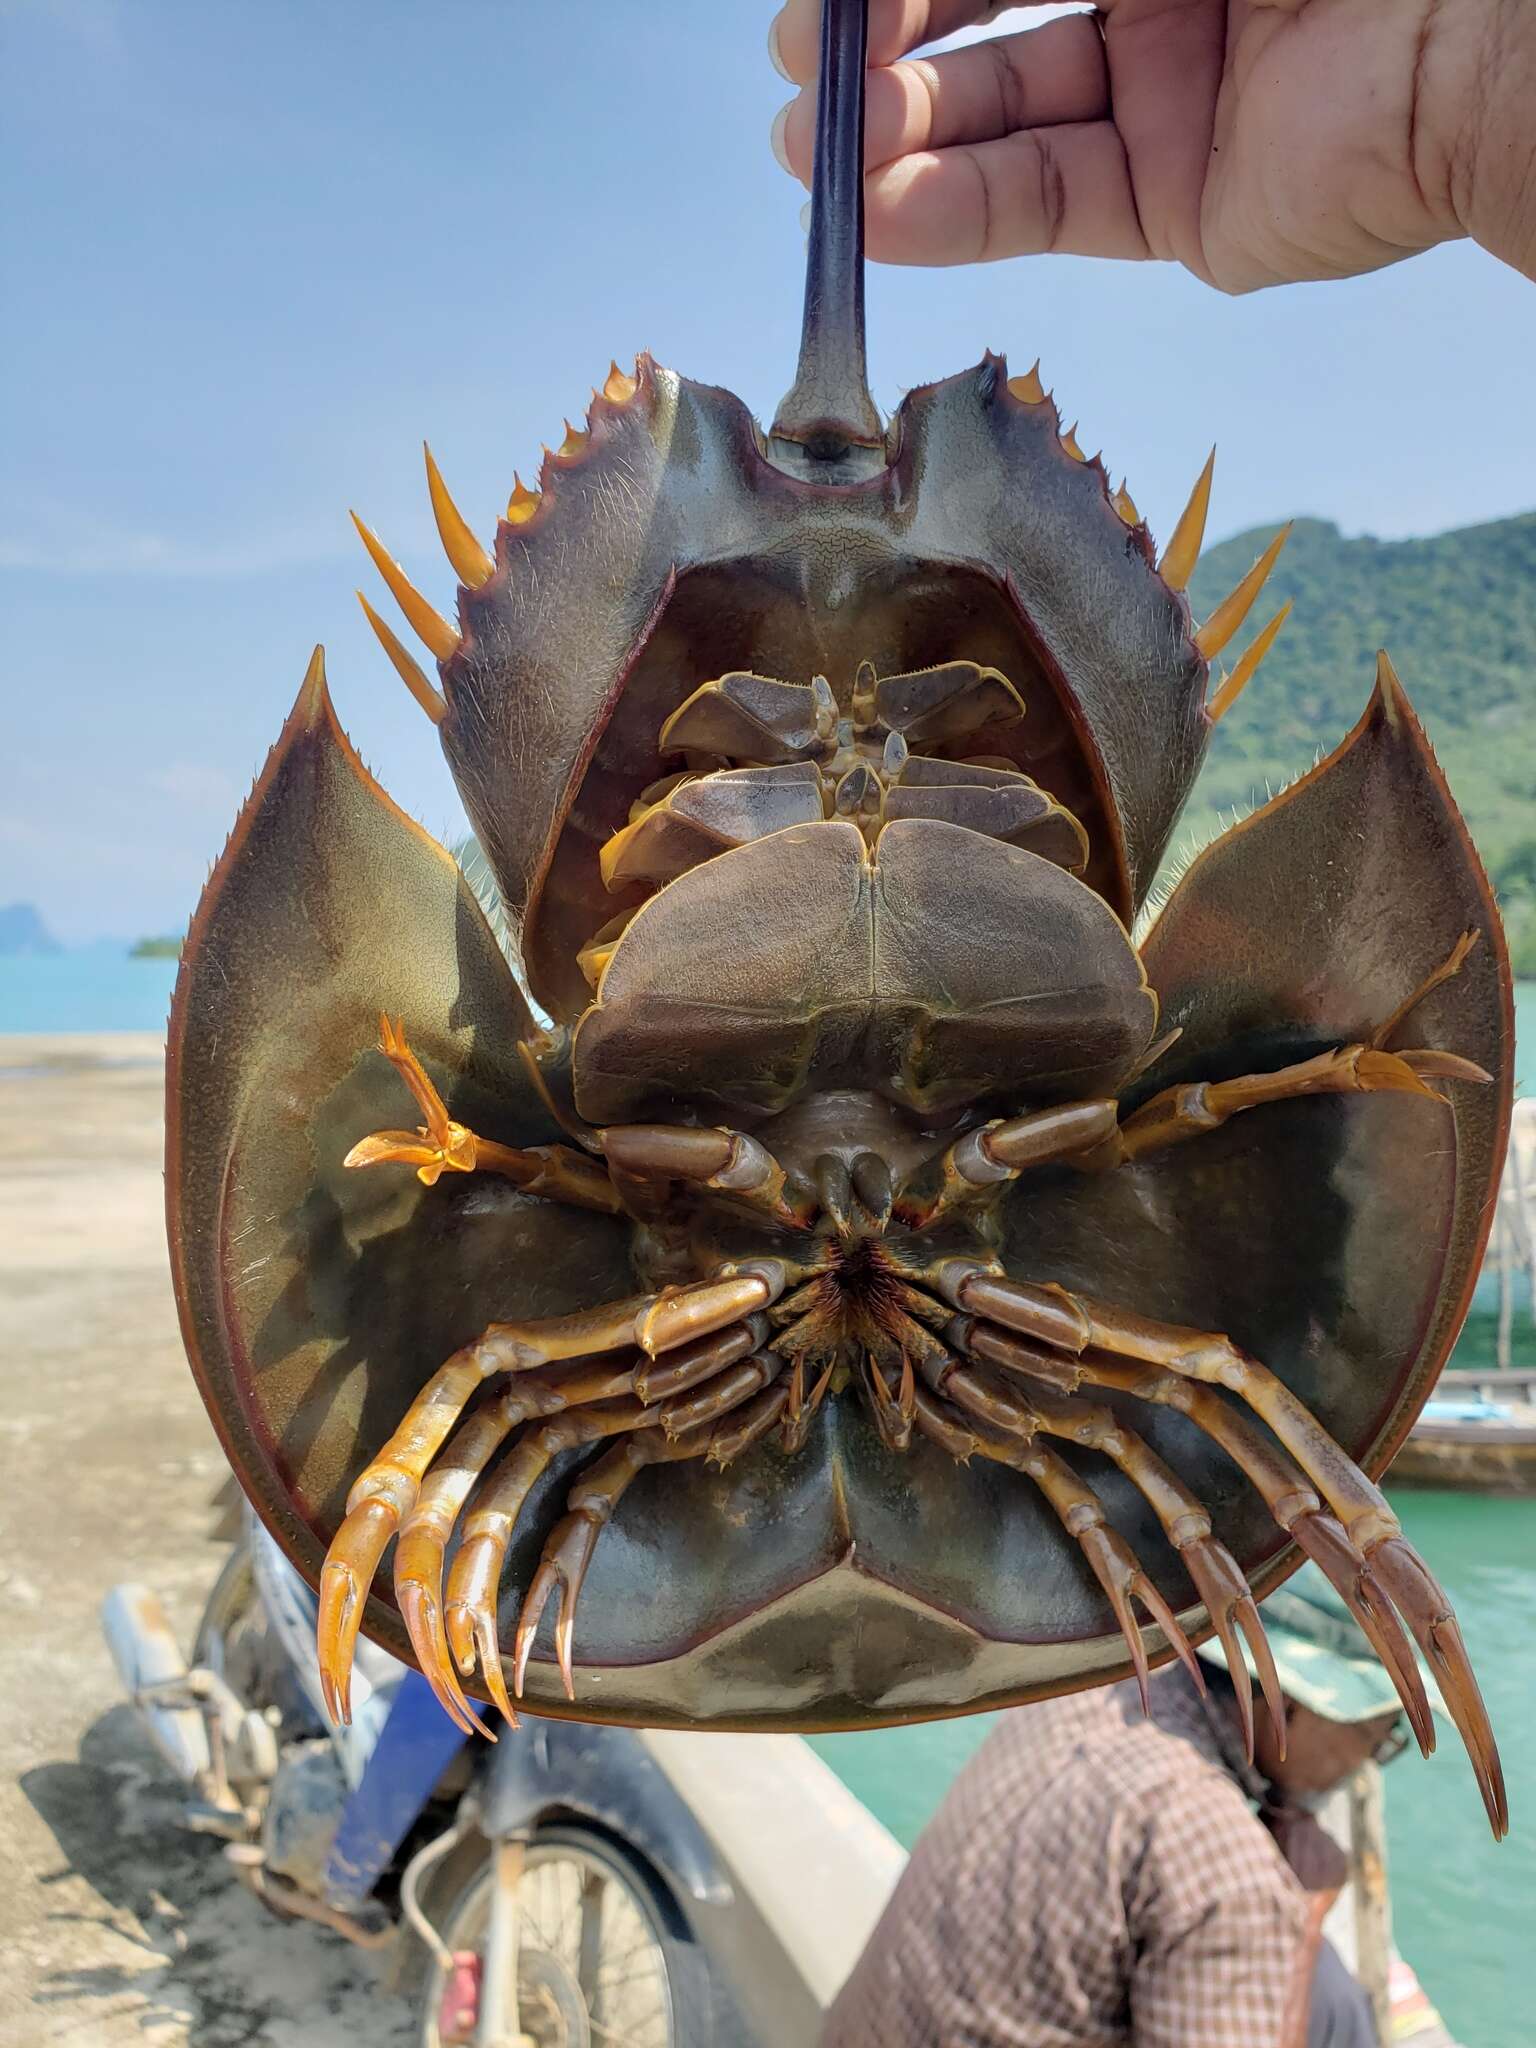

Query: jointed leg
left=1073, top=1355, right=1438, bottom=1760
left=938, top=1259, right=1503, bottom=1832
left=631, top=1316, right=767, bottom=1404
left=512, top=1355, right=789, bottom=1700
left=1108, top=1041, right=1488, bottom=1167
left=392, top=1359, right=640, bottom=1734
left=317, top=1263, right=785, bottom=1724
left=779, top=1354, right=837, bottom=1453
left=910, top=1386, right=1202, bottom=1713
left=600, top=1122, right=810, bottom=1229
left=897, top=939, right=1490, bottom=1205
left=443, top=1401, right=655, bottom=1723
left=1102, top=932, right=1489, bottom=1170
left=898, top=1101, right=1119, bottom=1227
left=317, top=1336, right=521, bottom=1726
left=393, top=1319, right=773, bottom=1729
left=344, top=1015, right=621, bottom=1211
left=864, top=1334, right=917, bottom=1452
left=445, top=1347, right=785, bottom=1717
left=951, top=1325, right=1283, bottom=1759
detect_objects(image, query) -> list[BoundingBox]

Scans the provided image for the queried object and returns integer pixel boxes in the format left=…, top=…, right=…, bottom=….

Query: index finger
left=772, top=0, right=1009, bottom=84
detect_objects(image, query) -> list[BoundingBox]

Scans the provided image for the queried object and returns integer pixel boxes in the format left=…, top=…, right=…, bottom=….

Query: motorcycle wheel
left=418, top=1824, right=732, bottom=2048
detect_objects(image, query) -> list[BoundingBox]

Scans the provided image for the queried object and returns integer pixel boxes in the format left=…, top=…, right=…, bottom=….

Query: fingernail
left=799, top=199, right=812, bottom=236
left=767, top=11, right=792, bottom=82
left=770, top=101, right=793, bottom=176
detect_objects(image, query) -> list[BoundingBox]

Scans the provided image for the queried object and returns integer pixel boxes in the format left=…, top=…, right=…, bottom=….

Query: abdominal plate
left=577, top=656, right=1090, bottom=988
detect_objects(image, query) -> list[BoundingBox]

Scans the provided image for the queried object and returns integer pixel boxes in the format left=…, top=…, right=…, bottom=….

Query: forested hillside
left=1180, top=512, right=1536, bottom=971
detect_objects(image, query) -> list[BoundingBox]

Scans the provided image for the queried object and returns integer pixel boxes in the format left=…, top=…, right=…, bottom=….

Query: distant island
left=0, top=903, right=61, bottom=956
left=129, top=935, right=184, bottom=960
left=1185, top=511, right=1536, bottom=974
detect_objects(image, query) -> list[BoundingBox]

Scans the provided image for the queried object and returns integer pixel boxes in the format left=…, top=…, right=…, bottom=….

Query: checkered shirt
left=821, top=1667, right=1309, bottom=2048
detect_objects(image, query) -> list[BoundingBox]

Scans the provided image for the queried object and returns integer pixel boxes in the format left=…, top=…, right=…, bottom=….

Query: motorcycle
left=102, top=1492, right=761, bottom=2047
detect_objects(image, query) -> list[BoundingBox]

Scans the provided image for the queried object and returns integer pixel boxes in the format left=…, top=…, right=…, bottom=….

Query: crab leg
left=1097, top=933, right=1490, bottom=1169
left=443, top=1400, right=659, bottom=1722
left=953, top=1322, right=1284, bottom=1761
left=396, top=1318, right=771, bottom=1728
left=316, top=1339, right=512, bottom=1726
left=513, top=1354, right=788, bottom=1700
left=393, top=1358, right=639, bottom=1735
left=948, top=1272, right=1504, bottom=1835
left=864, top=1341, right=917, bottom=1452
left=601, top=1123, right=809, bottom=1227
left=343, top=1015, right=621, bottom=1211
left=1107, top=1042, right=1488, bottom=1167
left=446, top=1347, right=784, bottom=1717
left=779, top=1353, right=837, bottom=1453
left=631, top=1315, right=768, bottom=1403
left=910, top=1385, right=1201, bottom=1714
left=655, top=1352, right=786, bottom=1438
left=316, top=1268, right=781, bottom=1723
left=318, top=1304, right=651, bottom=1719
left=1072, top=1354, right=1439, bottom=1763
left=1074, top=1301, right=1505, bottom=1829
left=899, top=1101, right=1120, bottom=1227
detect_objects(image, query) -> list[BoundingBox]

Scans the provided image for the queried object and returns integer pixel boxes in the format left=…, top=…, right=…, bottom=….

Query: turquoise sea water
left=5, top=956, right=1532, bottom=2045
left=0, top=947, right=182, bottom=1035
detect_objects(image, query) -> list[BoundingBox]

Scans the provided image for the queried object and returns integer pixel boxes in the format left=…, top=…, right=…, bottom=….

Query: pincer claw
left=398, top=1578, right=494, bottom=1740
left=514, top=1509, right=604, bottom=1703
left=316, top=1497, right=398, bottom=1726
left=444, top=1534, right=520, bottom=1728
left=1075, top=1522, right=1203, bottom=1716
left=1178, top=1535, right=1284, bottom=1764
left=1365, top=1536, right=1507, bottom=1839
left=1287, top=1512, right=1436, bottom=1761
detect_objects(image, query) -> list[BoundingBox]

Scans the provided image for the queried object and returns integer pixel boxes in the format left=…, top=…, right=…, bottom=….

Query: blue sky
left=4, top=0, right=1534, bottom=943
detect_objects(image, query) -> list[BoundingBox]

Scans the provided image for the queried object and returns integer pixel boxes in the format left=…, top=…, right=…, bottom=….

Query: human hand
left=768, top=0, right=1536, bottom=291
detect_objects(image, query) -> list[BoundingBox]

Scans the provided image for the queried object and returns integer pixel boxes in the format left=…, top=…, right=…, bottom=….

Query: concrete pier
left=0, top=1035, right=420, bottom=2046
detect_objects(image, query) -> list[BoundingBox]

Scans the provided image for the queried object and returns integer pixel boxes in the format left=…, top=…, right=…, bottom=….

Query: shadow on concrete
left=20, top=1705, right=413, bottom=2047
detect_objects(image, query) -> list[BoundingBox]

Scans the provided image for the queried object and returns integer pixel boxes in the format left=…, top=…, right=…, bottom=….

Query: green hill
left=1180, top=511, right=1536, bottom=971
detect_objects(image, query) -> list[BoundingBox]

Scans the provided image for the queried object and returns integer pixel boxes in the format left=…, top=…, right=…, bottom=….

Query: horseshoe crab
left=167, top=0, right=1510, bottom=1834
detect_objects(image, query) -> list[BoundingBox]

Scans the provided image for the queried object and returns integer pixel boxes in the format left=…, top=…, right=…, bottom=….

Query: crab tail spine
left=770, top=0, right=883, bottom=462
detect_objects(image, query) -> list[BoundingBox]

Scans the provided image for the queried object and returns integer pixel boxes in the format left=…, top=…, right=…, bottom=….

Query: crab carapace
left=168, top=0, right=1511, bottom=1834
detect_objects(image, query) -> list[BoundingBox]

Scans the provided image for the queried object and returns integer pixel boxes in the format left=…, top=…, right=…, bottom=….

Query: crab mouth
left=794, top=1233, right=915, bottom=1348
left=526, top=552, right=1124, bottom=1020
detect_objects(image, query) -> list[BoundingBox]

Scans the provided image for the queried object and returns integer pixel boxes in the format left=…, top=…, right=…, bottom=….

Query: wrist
left=1420, top=0, right=1536, bottom=278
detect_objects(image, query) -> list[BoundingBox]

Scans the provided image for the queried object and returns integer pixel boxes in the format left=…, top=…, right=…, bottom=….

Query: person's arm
left=1121, top=1781, right=1316, bottom=2048
left=769, top=0, right=1536, bottom=288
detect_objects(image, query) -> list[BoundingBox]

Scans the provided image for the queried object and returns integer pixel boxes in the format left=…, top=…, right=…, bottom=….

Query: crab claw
left=513, top=1435, right=663, bottom=1702
left=866, top=1352, right=915, bottom=1452
left=1287, top=1512, right=1436, bottom=1762
left=1365, top=1537, right=1508, bottom=1839
left=1076, top=1522, right=1206, bottom=1716
left=1178, top=1535, right=1285, bottom=1763
left=779, top=1357, right=835, bottom=1455
left=314, top=1352, right=494, bottom=1722
left=514, top=1509, right=606, bottom=1703
left=316, top=1498, right=398, bottom=1726
left=445, top=1531, right=521, bottom=1728
left=398, top=1575, right=494, bottom=1740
